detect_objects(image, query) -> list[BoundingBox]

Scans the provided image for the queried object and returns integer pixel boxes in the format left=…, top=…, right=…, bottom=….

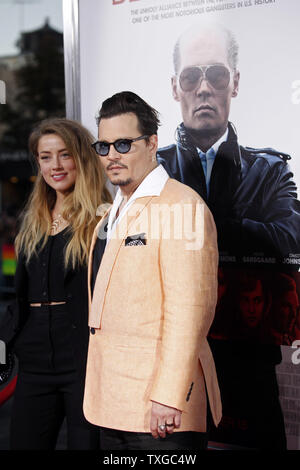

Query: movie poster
left=78, top=0, right=300, bottom=449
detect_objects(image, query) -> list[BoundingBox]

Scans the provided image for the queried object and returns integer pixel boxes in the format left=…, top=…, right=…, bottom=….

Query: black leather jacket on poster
left=157, top=122, right=300, bottom=265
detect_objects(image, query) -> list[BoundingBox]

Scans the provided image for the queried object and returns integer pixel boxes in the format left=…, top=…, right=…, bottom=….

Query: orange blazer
left=83, top=178, right=222, bottom=432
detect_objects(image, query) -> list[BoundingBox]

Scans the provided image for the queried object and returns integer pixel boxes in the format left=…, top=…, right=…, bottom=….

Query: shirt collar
left=114, top=164, right=169, bottom=205
left=107, top=164, right=169, bottom=241
left=197, top=128, right=229, bottom=156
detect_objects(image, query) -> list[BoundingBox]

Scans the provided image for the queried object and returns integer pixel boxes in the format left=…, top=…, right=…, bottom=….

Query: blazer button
left=90, top=327, right=95, bottom=335
left=71, top=324, right=77, bottom=329
left=67, top=293, right=72, bottom=299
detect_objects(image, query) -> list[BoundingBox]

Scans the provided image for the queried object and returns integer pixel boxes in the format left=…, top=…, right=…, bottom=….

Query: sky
left=0, top=0, right=63, bottom=57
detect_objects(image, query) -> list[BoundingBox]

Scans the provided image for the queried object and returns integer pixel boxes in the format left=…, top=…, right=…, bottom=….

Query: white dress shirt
left=106, top=164, right=169, bottom=243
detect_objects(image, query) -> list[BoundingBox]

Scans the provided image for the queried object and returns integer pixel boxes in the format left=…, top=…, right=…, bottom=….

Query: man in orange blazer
left=83, top=91, right=221, bottom=450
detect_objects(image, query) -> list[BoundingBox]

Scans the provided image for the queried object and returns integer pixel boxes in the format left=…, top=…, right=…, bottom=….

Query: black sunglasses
left=179, top=64, right=231, bottom=92
left=92, top=135, right=149, bottom=156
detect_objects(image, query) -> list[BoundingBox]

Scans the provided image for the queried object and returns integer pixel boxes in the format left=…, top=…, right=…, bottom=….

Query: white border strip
left=62, top=0, right=81, bottom=120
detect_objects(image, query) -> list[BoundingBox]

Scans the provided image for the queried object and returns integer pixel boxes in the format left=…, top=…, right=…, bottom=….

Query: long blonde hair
left=15, top=118, right=112, bottom=268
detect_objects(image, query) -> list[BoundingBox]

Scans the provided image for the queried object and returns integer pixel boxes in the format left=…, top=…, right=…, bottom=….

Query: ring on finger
left=158, top=424, right=166, bottom=431
left=166, top=422, right=175, bottom=427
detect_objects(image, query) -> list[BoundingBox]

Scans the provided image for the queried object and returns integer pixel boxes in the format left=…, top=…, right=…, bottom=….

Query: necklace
left=51, top=213, right=63, bottom=234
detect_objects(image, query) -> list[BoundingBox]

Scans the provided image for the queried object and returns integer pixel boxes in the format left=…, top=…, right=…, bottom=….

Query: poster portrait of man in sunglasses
left=156, top=22, right=300, bottom=449
left=157, top=22, right=300, bottom=262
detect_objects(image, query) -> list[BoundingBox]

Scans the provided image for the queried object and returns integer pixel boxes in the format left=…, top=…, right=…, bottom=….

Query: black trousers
left=99, top=402, right=212, bottom=451
left=10, top=305, right=99, bottom=450
left=99, top=428, right=208, bottom=451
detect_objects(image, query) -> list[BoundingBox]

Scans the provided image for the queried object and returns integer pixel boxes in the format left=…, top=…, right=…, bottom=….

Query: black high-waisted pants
left=10, top=304, right=99, bottom=450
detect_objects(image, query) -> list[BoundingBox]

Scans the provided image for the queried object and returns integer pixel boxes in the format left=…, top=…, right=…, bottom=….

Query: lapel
left=89, top=196, right=154, bottom=328
left=62, top=228, right=75, bottom=283
left=87, top=209, right=111, bottom=314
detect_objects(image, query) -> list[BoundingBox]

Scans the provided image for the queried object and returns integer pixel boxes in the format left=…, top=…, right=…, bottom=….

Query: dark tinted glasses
left=92, top=135, right=149, bottom=157
left=179, top=64, right=231, bottom=92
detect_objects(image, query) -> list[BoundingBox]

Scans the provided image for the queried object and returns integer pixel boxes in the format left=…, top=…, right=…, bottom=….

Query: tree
left=0, top=24, right=65, bottom=151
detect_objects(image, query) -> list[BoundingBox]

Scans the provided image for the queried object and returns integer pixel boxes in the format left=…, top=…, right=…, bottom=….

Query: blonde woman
left=9, top=118, right=111, bottom=450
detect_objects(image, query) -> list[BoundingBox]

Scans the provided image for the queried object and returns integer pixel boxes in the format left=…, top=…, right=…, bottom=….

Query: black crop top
left=27, top=228, right=69, bottom=303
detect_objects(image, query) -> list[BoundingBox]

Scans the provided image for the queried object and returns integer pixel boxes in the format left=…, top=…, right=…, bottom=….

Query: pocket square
left=125, top=233, right=147, bottom=246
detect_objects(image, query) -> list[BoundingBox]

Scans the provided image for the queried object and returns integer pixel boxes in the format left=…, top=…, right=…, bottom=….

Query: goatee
left=111, top=178, right=133, bottom=187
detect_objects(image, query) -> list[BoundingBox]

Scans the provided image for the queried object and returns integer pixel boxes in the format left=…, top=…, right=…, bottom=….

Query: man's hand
left=150, top=401, right=182, bottom=439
